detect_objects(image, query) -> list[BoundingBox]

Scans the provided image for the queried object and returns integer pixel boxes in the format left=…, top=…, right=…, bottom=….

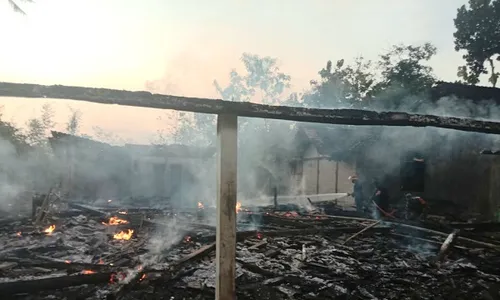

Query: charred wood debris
left=1, top=194, right=500, bottom=300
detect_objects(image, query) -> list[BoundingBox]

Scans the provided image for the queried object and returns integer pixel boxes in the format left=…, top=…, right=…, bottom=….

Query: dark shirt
left=407, top=196, right=427, bottom=214
left=372, top=187, right=389, bottom=211
left=353, top=182, right=363, bottom=200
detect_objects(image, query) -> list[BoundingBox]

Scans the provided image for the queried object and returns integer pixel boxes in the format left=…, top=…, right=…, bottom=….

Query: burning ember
left=102, top=216, right=129, bottom=226
left=184, top=235, right=192, bottom=243
left=43, top=225, right=55, bottom=235
left=113, top=229, right=134, bottom=240
left=139, top=274, right=146, bottom=281
left=64, top=260, right=71, bottom=264
left=197, top=202, right=204, bottom=209
left=110, top=272, right=127, bottom=284
left=82, top=270, right=95, bottom=275
left=15, top=232, right=21, bottom=237
left=236, top=202, right=242, bottom=213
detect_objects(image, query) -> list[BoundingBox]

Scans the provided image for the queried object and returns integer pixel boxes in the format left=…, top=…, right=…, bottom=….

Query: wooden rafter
left=1, top=81, right=500, bottom=134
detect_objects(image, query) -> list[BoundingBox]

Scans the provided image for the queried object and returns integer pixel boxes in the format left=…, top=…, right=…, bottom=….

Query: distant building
left=125, top=143, right=215, bottom=201
left=49, top=131, right=214, bottom=204
left=288, top=125, right=369, bottom=195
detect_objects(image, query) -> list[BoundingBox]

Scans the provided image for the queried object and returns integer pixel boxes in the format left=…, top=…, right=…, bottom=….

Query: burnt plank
left=1, top=81, right=500, bottom=134
left=0, top=272, right=114, bottom=296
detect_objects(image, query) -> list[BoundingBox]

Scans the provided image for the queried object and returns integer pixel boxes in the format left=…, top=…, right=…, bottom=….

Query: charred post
left=216, top=114, right=238, bottom=300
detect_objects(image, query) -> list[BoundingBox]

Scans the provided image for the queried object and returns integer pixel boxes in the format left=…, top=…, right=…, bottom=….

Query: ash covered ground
left=0, top=200, right=499, bottom=300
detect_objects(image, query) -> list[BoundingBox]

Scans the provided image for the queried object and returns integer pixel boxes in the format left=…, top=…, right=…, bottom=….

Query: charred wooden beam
left=68, top=203, right=110, bottom=218
left=449, top=221, right=500, bottom=232
left=2, top=81, right=500, bottom=134
left=198, top=226, right=391, bottom=243
left=343, top=220, right=383, bottom=245
left=0, top=272, right=114, bottom=296
left=172, top=242, right=216, bottom=266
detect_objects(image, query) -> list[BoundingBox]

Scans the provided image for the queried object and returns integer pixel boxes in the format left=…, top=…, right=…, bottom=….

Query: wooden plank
left=0, top=272, right=114, bottom=296
left=216, top=114, right=238, bottom=300
left=1, top=81, right=500, bottom=134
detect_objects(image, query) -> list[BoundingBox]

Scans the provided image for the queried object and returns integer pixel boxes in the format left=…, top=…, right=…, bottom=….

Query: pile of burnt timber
left=1, top=201, right=500, bottom=300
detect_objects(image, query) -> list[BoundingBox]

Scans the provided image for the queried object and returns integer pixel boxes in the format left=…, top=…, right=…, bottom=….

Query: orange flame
left=102, top=216, right=129, bottom=226
left=236, top=202, right=242, bottom=214
left=140, top=274, right=146, bottom=281
left=65, top=260, right=71, bottom=264
left=113, top=229, right=134, bottom=240
left=16, top=232, right=21, bottom=237
left=82, top=270, right=95, bottom=275
left=197, top=202, right=204, bottom=209
left=44, top=225, right=55, bottom=235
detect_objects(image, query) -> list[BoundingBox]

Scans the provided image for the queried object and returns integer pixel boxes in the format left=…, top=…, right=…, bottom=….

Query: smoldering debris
left=1, top=198, right=500, bottom=300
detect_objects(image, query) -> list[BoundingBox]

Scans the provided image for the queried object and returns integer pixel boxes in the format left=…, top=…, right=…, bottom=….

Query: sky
left=0, top=0, right=471, bottom=143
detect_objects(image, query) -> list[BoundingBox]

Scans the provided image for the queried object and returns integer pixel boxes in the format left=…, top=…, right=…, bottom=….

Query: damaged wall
left=298, top=144, right=354, bottom=195
left=51, top=132, right=215, bottom=206
left=356, top=131, right=495, bottom=220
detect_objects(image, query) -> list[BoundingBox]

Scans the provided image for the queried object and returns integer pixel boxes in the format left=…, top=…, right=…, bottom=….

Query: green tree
left=25, top=103, right=56, bottom=147
left=304, top=57, right=376, bottom=108
left=375, top=43, right=437, bottom=95
left=169, top=53, right=296, bottom=147
left=214, top=53, right=292, bottom=105
left=454, top=0, right=500, bottom=86
left=0, top=106, right=29, bottom=154
left=166, top=53, right=297, bottom=196
left=66, top=107, right=82, bottom=135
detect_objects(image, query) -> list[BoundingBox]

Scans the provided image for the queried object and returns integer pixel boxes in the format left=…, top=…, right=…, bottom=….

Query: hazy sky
left=0, top=0, right=470, bottom=143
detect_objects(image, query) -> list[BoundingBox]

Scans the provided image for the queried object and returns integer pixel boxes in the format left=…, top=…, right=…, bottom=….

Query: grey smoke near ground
left=163, top=83, right=500, bottom=218
left=0, top=137, right=62, bottom=213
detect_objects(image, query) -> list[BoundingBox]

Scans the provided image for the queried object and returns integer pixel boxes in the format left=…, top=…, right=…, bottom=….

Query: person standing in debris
left=404, top=193, right=428, bottom=221
left=371, top=179, right=390, bottom=219
left=348, top=175, right=364, bottom=212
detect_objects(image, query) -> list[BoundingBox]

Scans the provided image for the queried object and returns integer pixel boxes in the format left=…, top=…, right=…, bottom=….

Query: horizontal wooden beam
left=1, top=81, right=500, bottom=134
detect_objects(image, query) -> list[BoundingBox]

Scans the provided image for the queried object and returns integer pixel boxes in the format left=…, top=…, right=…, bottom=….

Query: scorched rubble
left=0, top=204, right=500, bottom=299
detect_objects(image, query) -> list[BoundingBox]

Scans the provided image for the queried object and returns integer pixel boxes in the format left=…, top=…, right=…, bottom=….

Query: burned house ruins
left=2, top=81, right=500, bottom=299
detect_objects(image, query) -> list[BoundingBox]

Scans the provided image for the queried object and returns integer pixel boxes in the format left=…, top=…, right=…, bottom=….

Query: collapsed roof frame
left=2, top=81, right=500, bottom=300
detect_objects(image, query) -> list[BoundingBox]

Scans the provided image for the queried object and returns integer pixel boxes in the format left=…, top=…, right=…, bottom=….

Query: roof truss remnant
left=1, top=81, right=500, bottom=134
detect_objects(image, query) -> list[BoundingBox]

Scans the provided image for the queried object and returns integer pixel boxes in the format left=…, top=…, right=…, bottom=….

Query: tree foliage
left=170, top=53, right=296, bottom=147
left=454, top=0, right=500, bottom=86
left=66, top=107, right=82, bottom=135
left=375, top=43, right=437, bottom=94
left=304, top=43, right=437, bottom=109
left=304, top=57, right=376, bottom=108
left=0, top=107, right=29, bottom=154
left=26, top=103, right=56, bottom=148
